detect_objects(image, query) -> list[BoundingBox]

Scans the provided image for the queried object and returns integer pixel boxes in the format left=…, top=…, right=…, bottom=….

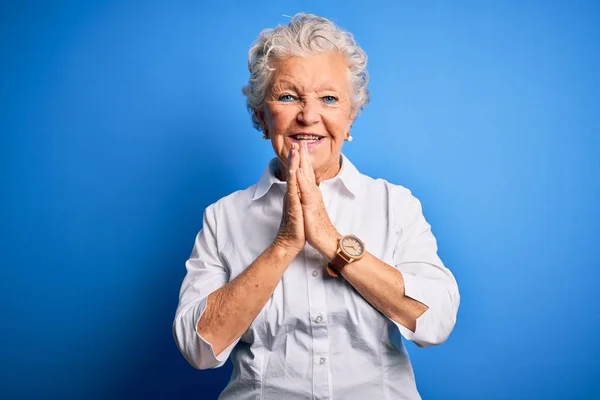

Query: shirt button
left=311, top=270, right=318, bottom=277
left=318, top=357, right=326, bottom=365
left=315, top=315, right=323, bottom=323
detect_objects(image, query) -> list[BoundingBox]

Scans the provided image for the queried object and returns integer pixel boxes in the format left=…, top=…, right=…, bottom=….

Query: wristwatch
left=326, top=234, right=366, bottom=278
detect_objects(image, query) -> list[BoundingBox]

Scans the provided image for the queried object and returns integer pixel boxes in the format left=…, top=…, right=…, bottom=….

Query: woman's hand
left=274, top=143, right=305, bottom=253
left=296, top=141, right=340, bottom=259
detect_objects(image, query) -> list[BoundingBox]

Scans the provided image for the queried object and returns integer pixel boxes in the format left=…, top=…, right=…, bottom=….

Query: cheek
left=267, top=107, right=295, bottom=131
left=271, top=134, right=291, bottom=160
left=324, top=112, right=352, bottom=140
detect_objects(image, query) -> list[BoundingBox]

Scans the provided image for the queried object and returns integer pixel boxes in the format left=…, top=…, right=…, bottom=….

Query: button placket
left=304, top=243, right=331, bottom=399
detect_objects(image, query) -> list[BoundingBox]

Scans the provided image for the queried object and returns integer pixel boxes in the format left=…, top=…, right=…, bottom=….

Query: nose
left=296, top=98, right=321, bottom=125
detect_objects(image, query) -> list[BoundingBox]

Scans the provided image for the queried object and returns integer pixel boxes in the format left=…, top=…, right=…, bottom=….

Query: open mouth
left=289, top=134, right=325, bottom=144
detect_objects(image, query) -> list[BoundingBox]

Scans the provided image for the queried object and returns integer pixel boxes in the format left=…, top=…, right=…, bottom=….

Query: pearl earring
left=346, top=135, right=353, bottom=142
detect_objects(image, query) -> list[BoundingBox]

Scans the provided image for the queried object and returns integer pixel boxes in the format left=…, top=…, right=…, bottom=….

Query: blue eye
left=278, top=94, right=296, bottom=102
left=322, top=95, right=338, bottom=104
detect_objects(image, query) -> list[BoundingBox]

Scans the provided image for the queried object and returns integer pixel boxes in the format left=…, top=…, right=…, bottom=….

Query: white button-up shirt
left=173, top=154, right=460, bottom=399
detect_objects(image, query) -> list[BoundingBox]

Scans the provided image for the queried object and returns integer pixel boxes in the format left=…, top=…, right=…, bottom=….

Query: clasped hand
left=275, top=141, right=339, bottom=258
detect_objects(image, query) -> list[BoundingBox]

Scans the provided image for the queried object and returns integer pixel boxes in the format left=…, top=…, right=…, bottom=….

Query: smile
left=289, top=134, right=325, bottom=149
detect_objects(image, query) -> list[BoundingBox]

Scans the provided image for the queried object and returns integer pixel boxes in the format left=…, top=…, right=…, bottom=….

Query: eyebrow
left=272, top=79, right=342, bottom=93
left=316, top=82, right=342, bottom=92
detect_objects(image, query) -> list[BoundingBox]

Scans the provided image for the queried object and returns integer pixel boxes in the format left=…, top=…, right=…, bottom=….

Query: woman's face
left=259, top=52, right=356, bottom=182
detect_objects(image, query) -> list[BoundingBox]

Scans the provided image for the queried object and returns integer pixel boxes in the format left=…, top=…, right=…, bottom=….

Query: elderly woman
left=173, top=13, right=459, bottom=400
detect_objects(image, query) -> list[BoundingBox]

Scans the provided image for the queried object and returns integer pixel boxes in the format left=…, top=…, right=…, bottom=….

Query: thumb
left=288, top=170, right=302, bottom=209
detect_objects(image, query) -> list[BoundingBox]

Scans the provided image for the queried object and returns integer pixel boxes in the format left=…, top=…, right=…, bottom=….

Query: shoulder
left=357, top=173, right=424, bottom=227
left=205, top=184, right=257, bottom=218
left=357, top=172, right=419, bottom=204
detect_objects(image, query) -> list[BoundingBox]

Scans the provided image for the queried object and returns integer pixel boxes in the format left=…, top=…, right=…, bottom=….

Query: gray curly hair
left=242, top=13, right=370, bottom=132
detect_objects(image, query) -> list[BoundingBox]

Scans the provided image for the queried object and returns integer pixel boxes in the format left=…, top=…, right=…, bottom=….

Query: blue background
left=2, top=1, right=599, bottom=399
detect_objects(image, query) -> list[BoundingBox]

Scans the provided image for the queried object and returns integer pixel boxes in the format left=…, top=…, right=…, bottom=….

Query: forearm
left=340, top=251, right=428, bottom=332
left=197, top=242, right=298, bottom=355
left=319, top=236, right=427, bottom=332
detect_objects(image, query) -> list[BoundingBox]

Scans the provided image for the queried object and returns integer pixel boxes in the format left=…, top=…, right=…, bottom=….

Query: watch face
left=341, top=235, right=364, bottom=257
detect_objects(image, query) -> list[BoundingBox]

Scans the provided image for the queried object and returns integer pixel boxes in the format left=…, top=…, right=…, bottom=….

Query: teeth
left=295, top=135, right=321, bottom=140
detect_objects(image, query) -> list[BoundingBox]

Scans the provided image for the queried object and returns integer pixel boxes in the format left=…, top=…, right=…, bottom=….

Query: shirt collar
left=252, top=157, right=283, bottom=201
left=252, top=153, right=361, bottom=201
left=330, top=153, right=361, bottom=197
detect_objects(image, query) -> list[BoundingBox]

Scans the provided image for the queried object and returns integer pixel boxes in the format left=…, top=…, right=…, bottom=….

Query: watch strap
left=326, top=252, right=350, bottom=278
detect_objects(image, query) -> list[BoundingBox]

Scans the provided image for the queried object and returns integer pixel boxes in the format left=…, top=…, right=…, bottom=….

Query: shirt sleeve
left=389, top=186, right=460, bottom=348
left=172, top=205, right=241, bottom=369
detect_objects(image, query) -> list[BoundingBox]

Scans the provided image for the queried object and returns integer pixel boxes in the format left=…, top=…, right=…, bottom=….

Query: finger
left=296, top=166, right=307, bottom=196
left=291, top=144, right=300, bottom=171
left=287, top=150, right=301, bottom=207
left=298, top=141, right=311, bottom=178
left=304, top=140, right=316, bottom=181
left=297, top=167, right=319, bottom=206
left=285, top=143, right=297, bottom=174
left=281, top=191, right=288, bottom=218
left=299, top=141, right=316, bottom=183
left=288, top=170, right=303, bottom=213
left=286, top=145, right=293, bottom=177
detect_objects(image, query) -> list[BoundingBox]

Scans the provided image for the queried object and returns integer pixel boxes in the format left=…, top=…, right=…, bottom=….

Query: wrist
left=319, top=231, right=340, bottom=261
left=325, top=233, right=366, bottom=276
left=271, top=239, right=303, bottom=259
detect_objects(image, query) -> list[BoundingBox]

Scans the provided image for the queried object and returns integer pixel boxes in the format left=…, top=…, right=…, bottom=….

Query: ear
left=349, top=107, right=358, bottom=125
left=254, top=109, right=269, bottom=136
left=345, top=111, right=357, bottom=141
left=254, top=109, right=265, bottom=125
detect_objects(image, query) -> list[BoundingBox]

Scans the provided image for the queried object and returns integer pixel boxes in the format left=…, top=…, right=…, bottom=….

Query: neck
left=276, top=155, right=342, bottom=185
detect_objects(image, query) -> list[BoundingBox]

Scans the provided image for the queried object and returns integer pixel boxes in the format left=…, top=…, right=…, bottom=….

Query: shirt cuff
left=394, top=272, right=431, bottom=347
left=194, top=297, right=239, bottom=365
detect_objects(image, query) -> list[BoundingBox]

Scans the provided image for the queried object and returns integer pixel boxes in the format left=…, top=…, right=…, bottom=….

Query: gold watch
left=326, top=234, right=365, bottom=278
